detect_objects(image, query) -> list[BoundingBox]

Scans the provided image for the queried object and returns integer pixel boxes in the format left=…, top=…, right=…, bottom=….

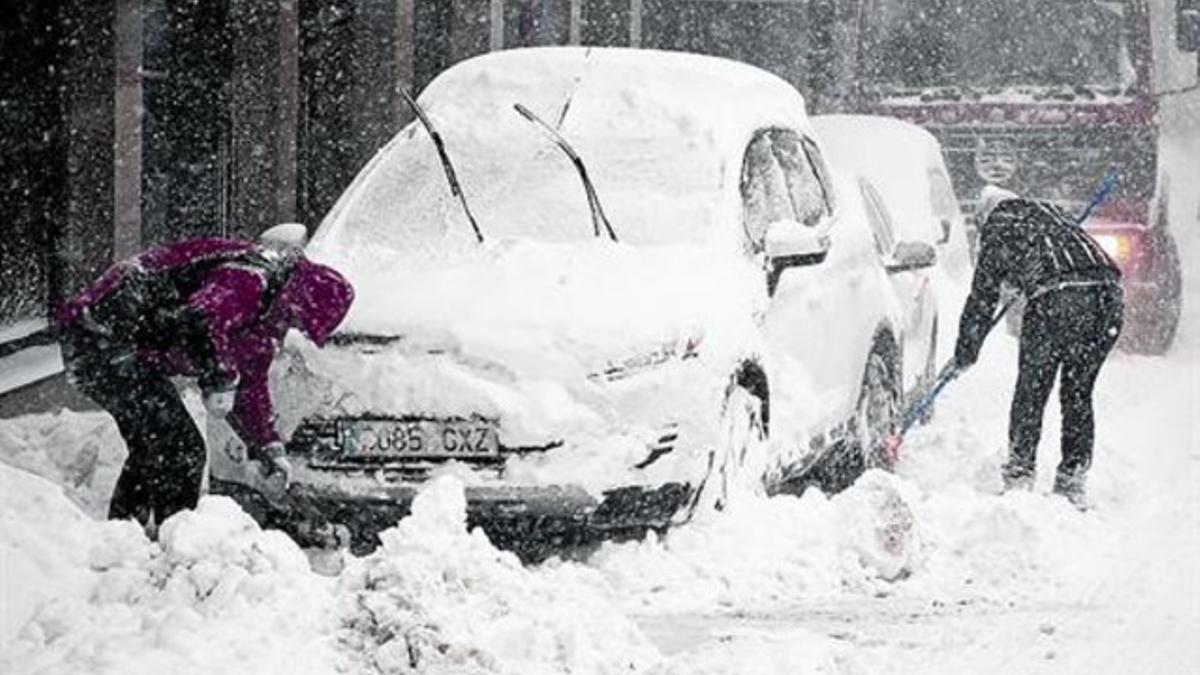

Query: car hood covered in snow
left=310, top=240, right=763, bottom=380
left=272, top=240, right=765, bottom=479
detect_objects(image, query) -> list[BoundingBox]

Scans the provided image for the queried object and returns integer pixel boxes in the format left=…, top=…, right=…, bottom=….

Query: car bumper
left=210, top=478, right=693, bottom=563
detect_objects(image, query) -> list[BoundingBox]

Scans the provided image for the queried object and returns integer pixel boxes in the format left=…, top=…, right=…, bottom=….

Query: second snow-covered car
left=208, top=48, right=938, bottom=557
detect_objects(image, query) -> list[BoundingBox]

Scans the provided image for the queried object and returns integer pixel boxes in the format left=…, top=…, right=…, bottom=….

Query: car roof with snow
left=313, top=48, right=815, bottom=253
left=418, top=47, right=814, bottom=156
left=811, top=114, right=949, bottom=241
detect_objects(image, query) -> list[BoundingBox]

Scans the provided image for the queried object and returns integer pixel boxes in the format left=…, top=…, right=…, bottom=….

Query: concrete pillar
left=489, top=0, right=505, bottom=51
left=569, top=0, right=582, bottom=45
left=277, top=0, right=300, bottom=223
left=113, top=0, right=143, bottom=259
left=630, top=0, right=643, bottom=47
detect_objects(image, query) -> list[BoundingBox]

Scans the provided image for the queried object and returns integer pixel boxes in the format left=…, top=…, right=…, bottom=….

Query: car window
left=859, top=178, right=896, bottom=257
left=771, top=131, right=833, bottom=228
left=740, top=132, right=795, bottom=253
left=740, top=129, right=834, bottom=253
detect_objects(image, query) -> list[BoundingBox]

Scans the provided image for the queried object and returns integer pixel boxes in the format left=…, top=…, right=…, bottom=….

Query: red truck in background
left=850, top=0, right=1200, bottom=353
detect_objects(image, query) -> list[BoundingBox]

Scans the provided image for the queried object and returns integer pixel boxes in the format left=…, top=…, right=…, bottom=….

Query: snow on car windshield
left=313, top=50, right=765, bottom=254
left=312, top=48, right=812, bottom=259
left=860, top=0, right=1136, bottom=94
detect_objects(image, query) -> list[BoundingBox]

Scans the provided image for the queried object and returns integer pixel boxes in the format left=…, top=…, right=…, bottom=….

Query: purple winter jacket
left=58, top=238, right=354, bottom=449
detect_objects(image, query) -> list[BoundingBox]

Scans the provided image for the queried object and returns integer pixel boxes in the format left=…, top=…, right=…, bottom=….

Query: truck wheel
left=1140, top=224, right=1182, bottom=355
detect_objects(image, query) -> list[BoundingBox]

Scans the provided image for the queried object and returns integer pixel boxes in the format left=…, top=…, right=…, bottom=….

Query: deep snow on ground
left=2, top=112, right=1198, bottom=675
left=3, top=316, right=1196, bottom=673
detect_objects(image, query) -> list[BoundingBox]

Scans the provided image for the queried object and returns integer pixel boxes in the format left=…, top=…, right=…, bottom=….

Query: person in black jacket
left=954, top=187, right=1123, bottom=508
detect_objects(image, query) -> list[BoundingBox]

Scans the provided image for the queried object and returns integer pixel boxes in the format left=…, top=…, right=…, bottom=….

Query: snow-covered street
left=4, top=235, right=1197, bottom=673
left=3, top=7, right=1200, bottom=671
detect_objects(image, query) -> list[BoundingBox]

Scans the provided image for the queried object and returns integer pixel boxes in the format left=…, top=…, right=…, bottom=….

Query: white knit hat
left=976, top=185, right=1019, bottom=225
left=259, top=222, right=308, bottom=251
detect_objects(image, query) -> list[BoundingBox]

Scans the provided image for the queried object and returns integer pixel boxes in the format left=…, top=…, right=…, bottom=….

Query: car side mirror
left=764, top=220, right=830, bottom=294
left=885, top=240, right=937, bottom=273
left=765, top=220, right=830, bottom=267
left=1180, top=0, right=1200, bottom=52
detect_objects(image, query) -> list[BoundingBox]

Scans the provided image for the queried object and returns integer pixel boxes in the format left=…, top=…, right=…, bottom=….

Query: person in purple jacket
left=57, top=225, right=354, bottom=528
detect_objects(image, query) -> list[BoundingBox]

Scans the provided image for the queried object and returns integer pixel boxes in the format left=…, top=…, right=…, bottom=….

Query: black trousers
left=63, top=328, right=206, bottom=526
left=1007, top=283, right=1123, bottom=483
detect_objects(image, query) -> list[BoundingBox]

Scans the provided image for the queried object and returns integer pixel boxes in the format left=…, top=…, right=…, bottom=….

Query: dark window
left=0, top=1, right=63, bottom=327
left=506, top=0, right=571, bottom=47
left=582, top=0, right=629, bottom=46
left=141, top=0, right=232, bottom=244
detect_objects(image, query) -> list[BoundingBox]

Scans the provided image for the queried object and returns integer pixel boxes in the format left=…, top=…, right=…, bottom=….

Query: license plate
left=338, top=418, right=500, bottom=460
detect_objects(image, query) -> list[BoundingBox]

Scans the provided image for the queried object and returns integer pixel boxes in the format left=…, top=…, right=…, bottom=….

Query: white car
left=208, top=48, right=938, bottom=557
left=813, top=114, right=973, bottom=367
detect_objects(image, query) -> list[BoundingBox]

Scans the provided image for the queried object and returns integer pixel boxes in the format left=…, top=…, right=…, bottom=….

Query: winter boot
left=1001, top=464, right=1034, bottom=493
left=1052, top=472, right=1090, bottom=512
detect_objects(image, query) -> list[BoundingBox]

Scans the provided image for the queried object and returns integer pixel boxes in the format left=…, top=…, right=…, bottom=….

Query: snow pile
left=0, top=388, right=205, bottom=518
left=0, top=410, right=125, bottom=517
left=593, top=471, right=924, bottom=614
left=3, top=493, right=336, bottom=675
left=337, top=475, right=661, bottom=675
left=892, top=406, right=1120, bottom=604
left=0, top=463, right=106, bottom=646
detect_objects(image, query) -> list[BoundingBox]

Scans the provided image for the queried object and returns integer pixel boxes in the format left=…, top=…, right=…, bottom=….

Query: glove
left=204, top=390, right=236, bottom=418
left=250, top=441, right=293, bottom=490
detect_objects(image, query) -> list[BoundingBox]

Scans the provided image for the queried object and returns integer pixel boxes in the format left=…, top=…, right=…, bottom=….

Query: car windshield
left=316, top=107, right=724, bottom=253
left=860, top=0, right=1136, bottom=94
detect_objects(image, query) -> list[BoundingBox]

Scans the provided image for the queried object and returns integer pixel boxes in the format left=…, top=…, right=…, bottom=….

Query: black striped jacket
left=955, top=198, right=1120, bottom=361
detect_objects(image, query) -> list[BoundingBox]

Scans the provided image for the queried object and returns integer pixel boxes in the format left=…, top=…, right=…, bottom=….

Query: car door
left=748, top=129, right=883, bottom=467
left=860, top=177, right=935, bottom=394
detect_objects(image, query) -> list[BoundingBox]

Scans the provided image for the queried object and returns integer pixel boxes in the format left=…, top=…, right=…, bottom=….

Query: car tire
left=697, top=383, right=768, bottom=514
left=853, top=349, right=901, bottom=472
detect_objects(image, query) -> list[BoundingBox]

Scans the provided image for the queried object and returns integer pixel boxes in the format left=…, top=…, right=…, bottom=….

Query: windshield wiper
left=512, top=102, right=618, bottom=242
left=399, top=89, right=485, bottom=243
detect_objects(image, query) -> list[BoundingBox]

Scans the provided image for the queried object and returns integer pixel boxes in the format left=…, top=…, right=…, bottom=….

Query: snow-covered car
left=812, top=114, right=970, bottom=395
left=811, top=115, right=971, bottom=283
left=207, top=48, right=939, bottom=556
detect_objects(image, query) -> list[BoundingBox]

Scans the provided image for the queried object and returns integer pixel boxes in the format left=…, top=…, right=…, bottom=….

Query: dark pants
left=63, top=328, right=206, bottom=526
left=1007, top=283, right=1123, bottom=485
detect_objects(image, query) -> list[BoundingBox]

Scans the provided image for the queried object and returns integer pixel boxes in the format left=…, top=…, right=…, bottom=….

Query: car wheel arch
left=732, top=359, right=770, bottom=435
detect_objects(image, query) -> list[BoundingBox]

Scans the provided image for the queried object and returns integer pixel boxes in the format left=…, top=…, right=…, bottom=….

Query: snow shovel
left=882, top=168, right=1122, bottom=458
left=882, top=302, right=1011, bottom=460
